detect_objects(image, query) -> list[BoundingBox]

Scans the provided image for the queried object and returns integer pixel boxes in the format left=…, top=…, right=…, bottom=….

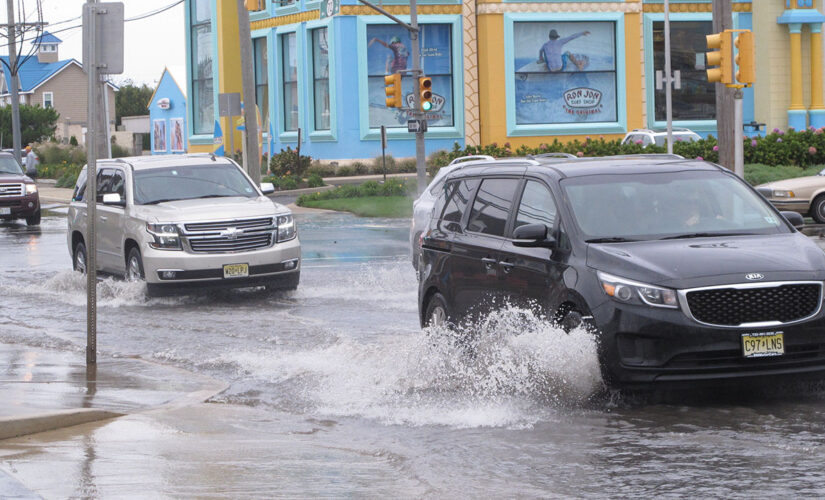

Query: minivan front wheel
left=424, top=292, right=451, bottom=328
left=126, top=247, right=145, bottom=282
left=73, top=241, right=87, bottom=274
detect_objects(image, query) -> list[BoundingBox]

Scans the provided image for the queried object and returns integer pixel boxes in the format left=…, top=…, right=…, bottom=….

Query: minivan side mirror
left=260, top=182, right=276, bottom=195
left=781, top=211, right=805, bottom=229
left=102, top=193, right=125, bottom=207
left=513, top=223, right=556, bottom=248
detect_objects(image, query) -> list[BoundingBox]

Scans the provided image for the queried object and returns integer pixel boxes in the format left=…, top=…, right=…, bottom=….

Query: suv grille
left=0, top=183, right=23, bottom=198
left=184, top=217, right=272, bottom=232
left=685, top=283, right=822, bottom=326
left=183, top=217, right=275, bottom=254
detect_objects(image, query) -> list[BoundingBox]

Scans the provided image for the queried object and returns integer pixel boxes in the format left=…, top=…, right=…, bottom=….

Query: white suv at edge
left=67, top=154, right=300, bottom=295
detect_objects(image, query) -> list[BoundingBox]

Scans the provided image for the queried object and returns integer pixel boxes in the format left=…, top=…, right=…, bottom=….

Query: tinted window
left=466, top=178, right=520, bottom=236
left=133, top=164, right=258, bottom=205
left=514, top=180, right=556, bottom=231
left=96, top=169, right=115, bottom=202
left=440, top=178, right=479, bottom=226
left=72, top=168, right=87, bottom=201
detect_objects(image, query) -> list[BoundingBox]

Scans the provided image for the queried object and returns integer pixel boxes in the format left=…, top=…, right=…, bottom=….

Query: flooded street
left=3, top=212, right=825, bottom=497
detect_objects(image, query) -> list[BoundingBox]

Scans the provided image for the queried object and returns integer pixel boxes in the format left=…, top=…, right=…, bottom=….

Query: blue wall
left=149, top=71, right=188, bottom=154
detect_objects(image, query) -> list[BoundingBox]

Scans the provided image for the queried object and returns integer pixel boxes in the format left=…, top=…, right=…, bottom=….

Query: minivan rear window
left=466, top=178, right=520, bottom=237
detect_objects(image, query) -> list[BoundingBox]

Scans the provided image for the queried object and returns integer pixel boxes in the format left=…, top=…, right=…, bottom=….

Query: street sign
left=82, top=3, right=124, bottom=75
left=407, top=119, right=428, bottom=133
left=320, top=0, right=340, bottom=19
left=219, top=93, right=242, bottom=117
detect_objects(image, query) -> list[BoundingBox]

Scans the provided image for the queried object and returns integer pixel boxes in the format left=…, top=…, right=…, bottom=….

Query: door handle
left=481, top=257, right=497, bottom=270
left=99, top=216, right=108, bottom=221
left=500, top=261, right=514, bottom=273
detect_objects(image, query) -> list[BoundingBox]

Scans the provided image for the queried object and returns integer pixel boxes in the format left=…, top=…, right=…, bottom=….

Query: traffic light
left=735, top=30, right=755, bottom=85
left=384, top=73, right=402, bottom=108
left=419, top=76, right=433, bottom=112
left=706, top=31, right=732, bottom=84
left=244, top=0, right=262, bottom=10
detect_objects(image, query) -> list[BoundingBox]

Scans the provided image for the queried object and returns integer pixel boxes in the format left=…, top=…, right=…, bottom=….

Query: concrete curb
left=0, top=409, right=123, bottom=440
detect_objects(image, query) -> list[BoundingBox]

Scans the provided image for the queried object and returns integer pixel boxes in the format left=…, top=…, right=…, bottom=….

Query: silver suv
left=67, top=154, right=300, bottom=294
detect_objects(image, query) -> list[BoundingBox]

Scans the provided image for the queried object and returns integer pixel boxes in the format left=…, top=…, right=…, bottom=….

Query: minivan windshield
left=562, top=170, right=790, bottom=242
left=0, top=156, right=23, bottom=175
left=133, top=164, right=259, bottom=205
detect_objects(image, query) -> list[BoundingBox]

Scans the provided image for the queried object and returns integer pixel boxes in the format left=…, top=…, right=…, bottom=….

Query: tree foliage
left=0, top=105, right=59, bottom=148
left=115, top=83, right=154, bottom=126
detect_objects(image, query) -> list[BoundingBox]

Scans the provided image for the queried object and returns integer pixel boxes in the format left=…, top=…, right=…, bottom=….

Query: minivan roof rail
left=448, top=155, right=495, bottom=165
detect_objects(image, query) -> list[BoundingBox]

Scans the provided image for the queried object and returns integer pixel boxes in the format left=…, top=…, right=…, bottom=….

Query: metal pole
left=5, top=0, right=22, bottom=165
left=664, top=0, right=674, bottom=155
left=85, top=0, right=98, bottom=366
left=236, top=0, right=261, bottom=184
left=228, top=115, right=234, bottom=158
left=734, top=88, right=743, bottom=178
left=411, top=0, right=426, bottom=195
left=713, top=0, right=734, bottom=169
left=102, top=75, right=112, bottom=158
left=381, top=125, right=387, bottom=183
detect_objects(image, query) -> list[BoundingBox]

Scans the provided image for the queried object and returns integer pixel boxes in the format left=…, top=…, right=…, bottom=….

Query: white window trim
left=43, top=91, right=53, bottom=109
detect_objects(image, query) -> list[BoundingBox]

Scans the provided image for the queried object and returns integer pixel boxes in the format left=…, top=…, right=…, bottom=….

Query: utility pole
left=85, top=0, right=99, bottom=365
left=236, top=0, right=261, bottom=184
left=663, top=0, right=675, bottom=155
left=5, top=0, right=22, bottom=164
left=712, top=0, right=734, bottom=169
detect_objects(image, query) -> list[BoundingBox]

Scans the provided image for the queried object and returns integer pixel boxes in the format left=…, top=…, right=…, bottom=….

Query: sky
left=1, top=0, right=186, bottom=87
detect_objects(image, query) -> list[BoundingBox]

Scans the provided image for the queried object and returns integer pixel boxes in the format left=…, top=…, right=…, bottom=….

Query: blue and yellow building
left=184, top=0, right=825, bottom=159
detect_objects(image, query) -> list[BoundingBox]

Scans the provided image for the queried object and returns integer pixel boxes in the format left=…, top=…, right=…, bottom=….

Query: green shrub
left=353, top=161, right=370, bottom=175
left=307, top=162, right=335, bottom=177
left=307, top=173, right=324, bottom=188
left=280, top=176, right=299, bottom=190
left=336, top=166, right=353, bottom=177
left=111, top=143, right=130, bottom=158
left=269, top=146, right=311, bottom=178
left=372, top=155, right=396, bottom=174
left=297, top=179, right=414, bottom=205
left=69, top=136, right=78, bottom=146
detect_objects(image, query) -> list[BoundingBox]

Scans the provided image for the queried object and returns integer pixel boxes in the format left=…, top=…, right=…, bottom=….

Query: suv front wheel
left=73, top=241, right=87, bottom=274
left=126, top=247, right=145, bottom=281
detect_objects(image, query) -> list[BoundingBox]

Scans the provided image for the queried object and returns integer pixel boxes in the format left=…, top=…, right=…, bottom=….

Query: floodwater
left=3, top=211, right=825, bottom=497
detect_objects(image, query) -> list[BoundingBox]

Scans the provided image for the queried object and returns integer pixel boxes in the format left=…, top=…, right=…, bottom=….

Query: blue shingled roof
left=33, top=32, right=62, bottom=44
left=0, top=55, right=75, bottom=94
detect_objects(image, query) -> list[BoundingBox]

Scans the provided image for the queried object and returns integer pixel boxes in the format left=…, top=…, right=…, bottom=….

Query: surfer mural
left=514, top=21, right=618, bottom=125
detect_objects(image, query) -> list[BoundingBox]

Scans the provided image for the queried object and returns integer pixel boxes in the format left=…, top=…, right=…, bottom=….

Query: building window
left=190, top=0, right=213, bottom=135
left=43, top=92, right=53, bottom=109
left=512, top=21, right=617, bottom=125
left=312, top=27, right=330, bottom=131
left=253, top=37, right=269, bottom=129
left=366, top=24, right=454, bottom=129
left=281, top=32, right=298, bottom=132
left=652, top=20, right=715, bottom=121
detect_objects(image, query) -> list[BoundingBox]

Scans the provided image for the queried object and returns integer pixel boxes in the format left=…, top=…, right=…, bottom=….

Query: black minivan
left=418, top=156, right=825, bottom=387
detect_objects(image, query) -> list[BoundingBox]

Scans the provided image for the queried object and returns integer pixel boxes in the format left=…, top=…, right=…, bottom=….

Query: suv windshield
left=133, top=164, right=258, bottom=205
left=0, top=156, right=23, bottom=175
left=562, top=170, right=790, bottom=241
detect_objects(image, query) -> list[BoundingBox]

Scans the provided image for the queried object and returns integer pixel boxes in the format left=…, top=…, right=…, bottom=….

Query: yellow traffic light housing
left=706, top=31, right=732, bottom=84
left=735, top=31, right=755, bottom=85
left=419, top=76, right=433, bottom=112
left=384, top=73, right=403, bottom=108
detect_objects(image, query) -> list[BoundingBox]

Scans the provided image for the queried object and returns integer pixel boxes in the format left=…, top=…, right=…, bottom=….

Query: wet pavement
left=3, top=210, right=825, bottom=497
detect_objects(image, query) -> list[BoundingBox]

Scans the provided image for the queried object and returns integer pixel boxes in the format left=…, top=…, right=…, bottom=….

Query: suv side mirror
left=260, top=182, right=276, bottom=195
left=102, top=193, right=125, bottom=207
left=781, top=211, right=804, bottom=229
left=513, top=223, right=556, bottom=248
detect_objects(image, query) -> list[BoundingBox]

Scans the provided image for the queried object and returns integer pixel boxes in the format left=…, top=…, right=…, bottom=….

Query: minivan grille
left=188, top=232, right=273, bottom=253
left=184, top=217, right=272, bottom=232
left=686, top=283, right=822, bottom=326
left=0, top=183, right=23, bottom=198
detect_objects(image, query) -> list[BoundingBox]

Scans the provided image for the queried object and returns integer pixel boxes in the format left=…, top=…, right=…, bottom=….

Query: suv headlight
left=276, top=214, right=295, bottom=242
left=25, top=184, right=37, bottom=194
left=772, top=189, right=795, bottom=198
left=597, top=271, right=678, bottom=309
left=147, top=223, right=182, bottom=250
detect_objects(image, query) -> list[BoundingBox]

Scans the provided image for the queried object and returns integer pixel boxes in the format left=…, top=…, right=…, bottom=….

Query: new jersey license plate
left=741, top=332, right=784, bottom=358
left=223, top=263, right=249, bottom=279
left=0, top=207, right=10, bottom=215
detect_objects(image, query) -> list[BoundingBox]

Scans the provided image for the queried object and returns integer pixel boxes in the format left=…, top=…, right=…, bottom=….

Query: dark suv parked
left=0, top=152, right=40, bottom=226
left=418, top=156, right=825, bottom=387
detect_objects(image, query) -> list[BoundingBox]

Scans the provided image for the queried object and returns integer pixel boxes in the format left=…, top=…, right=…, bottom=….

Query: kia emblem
left=745, top=273, right=764, bottom=281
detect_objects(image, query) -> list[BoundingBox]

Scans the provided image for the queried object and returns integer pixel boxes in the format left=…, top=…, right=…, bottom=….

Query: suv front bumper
left=0, top=192, right=39, bottom=220
left=594, top=300, right=825, bottom=387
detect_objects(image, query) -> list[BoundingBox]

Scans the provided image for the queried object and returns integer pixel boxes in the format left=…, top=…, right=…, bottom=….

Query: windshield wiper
left=142, top=198, right=180, bottom=205
left=659, top=232, right=755, bottom=240
left=198, top=194, right=242, bottom=199
left=585, top=237, right=640, bottom=243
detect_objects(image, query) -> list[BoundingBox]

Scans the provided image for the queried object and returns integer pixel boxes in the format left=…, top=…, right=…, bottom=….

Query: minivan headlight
left=597, top=271, right=678, bottom=309
left=147, top=223, right=182, bottom=250
left=276, top=214, right=295, bottom=242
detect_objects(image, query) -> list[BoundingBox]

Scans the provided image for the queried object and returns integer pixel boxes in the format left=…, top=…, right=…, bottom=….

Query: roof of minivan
left=101, top=154, right=233, bottom=171
left=446, top=156, right=724, bottom=180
